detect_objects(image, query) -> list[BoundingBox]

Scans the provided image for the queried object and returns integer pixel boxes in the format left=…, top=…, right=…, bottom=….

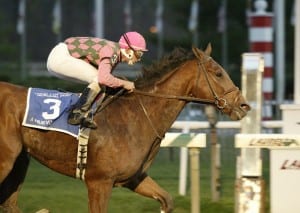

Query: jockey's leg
left=47, top=43, right=101, bottom=128
left=68, top=81, right=101, bottom=129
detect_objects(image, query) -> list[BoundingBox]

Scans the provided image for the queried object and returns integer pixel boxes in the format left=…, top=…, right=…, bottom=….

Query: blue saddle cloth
left=22, top=88, right=81, bottom=138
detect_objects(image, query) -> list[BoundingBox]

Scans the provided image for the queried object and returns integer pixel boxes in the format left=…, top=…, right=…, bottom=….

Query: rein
left=133, top=89, right=215, bottom=104
left=136, top=95, right=164, bottom=140
left=133, top=57, right=238, bottom=110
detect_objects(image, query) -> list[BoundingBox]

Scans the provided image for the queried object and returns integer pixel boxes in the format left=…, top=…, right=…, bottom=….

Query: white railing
left=171, top=120, right=283, bottom=130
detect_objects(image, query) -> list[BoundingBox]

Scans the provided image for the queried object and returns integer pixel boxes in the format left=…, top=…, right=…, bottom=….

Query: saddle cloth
left=22, top=88, right=81, bottom=138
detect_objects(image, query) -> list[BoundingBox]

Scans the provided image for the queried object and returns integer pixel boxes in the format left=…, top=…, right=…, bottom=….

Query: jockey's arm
left=97, top=46, right=134, bottom=90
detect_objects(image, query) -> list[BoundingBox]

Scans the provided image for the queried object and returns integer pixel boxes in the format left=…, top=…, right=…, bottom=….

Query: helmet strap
left=122, top=33, right=135, bottom=51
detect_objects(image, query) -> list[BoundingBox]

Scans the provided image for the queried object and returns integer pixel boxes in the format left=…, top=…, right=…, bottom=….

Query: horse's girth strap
left=76, top=128, right=91, bottom=180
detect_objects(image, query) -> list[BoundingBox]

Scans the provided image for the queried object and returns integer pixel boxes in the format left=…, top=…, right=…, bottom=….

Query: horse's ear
left=192, top=46, right=203, bottom=60
left=204, top=43, right=212, bottom=56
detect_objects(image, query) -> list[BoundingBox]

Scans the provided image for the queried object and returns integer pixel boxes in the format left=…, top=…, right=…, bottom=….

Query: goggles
left=134, top=50, right=143, bottom=60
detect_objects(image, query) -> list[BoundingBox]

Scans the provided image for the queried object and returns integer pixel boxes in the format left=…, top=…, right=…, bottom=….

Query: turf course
left=17, top=138, right=270, bottom=213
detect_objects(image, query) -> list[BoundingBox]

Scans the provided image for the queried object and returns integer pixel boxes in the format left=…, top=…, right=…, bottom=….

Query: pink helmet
left=119, top=31, right=148, bottom=51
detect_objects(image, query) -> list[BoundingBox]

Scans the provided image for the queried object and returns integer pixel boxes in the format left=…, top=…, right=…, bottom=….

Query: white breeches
left=47, top=43, right=98, bottom=85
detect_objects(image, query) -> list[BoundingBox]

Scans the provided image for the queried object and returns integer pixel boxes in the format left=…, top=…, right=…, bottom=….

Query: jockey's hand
left=123, top=81, right=135, bottom=92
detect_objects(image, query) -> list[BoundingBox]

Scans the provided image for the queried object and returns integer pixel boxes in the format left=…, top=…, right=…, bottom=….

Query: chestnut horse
left=0, top=45, right=250, bottom=213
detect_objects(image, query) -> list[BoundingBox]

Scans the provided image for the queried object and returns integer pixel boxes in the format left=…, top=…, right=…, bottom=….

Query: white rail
left=171, top=120, right=283, bottom=130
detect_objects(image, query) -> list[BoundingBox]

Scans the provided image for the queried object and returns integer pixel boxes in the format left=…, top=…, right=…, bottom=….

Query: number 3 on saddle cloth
left=22, top=88, right=99, bottom=138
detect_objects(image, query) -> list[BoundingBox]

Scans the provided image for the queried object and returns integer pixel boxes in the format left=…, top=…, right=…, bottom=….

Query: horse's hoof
left=35, top=209, right=50, bottom=213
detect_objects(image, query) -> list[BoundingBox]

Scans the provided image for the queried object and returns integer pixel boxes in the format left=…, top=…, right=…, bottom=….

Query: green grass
left=16, top=137, right=270, bottom=213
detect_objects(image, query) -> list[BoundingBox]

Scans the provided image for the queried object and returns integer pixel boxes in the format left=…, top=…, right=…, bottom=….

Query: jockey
left=47, top=31, right=147, bottom=129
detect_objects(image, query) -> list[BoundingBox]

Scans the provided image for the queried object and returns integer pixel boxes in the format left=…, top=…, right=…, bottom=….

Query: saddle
left=22, top=87, right=125, bottom=179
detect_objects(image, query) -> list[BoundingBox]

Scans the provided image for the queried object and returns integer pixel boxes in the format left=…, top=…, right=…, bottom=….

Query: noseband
left=134, top=57, right=239, bottom=110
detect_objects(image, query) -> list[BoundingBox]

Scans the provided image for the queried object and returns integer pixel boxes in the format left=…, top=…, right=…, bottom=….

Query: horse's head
left=191, top=44, right=250, bottom=120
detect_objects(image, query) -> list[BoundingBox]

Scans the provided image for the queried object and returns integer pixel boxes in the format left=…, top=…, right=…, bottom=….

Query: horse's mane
left=135, top=47, right=195, bottom=88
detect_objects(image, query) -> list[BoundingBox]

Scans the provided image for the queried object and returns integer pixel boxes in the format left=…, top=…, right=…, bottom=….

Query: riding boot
left=68, top=87, right=100, bottom=129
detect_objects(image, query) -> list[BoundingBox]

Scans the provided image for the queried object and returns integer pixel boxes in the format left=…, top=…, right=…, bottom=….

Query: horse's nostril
left=241, top=103, right=251, bottom=111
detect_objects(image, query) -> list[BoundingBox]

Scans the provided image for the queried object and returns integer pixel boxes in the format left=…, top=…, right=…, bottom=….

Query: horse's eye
left=216, top=71, right=222, bottom=77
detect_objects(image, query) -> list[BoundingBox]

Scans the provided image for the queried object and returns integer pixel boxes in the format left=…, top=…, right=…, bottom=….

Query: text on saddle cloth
left=22, top=88, right=98, bottom=138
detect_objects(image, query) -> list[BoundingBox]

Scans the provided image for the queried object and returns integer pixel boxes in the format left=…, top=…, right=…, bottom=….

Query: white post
left=52, top=0, right=62, bottom=42
left=124, top=0, right=132, bottom=32
left=17, top=0, right=27, bottom=81
left=276, top=4, right=300, bottom=211
left=205, top=105, right=220, bottom=201
left=294, top=0, right=300, bottom=104
left=274, top=0, right=285, bottom=106
left=189, top=148, right=200, bottom=213
left=248, top=0, right=273, bottom=120
left=94, top=0, right=104, bottom=37
left=188, top=0, right=199, bottom=47
left=178, top=126, right=189, bottom=195
left=235, top=53, right=264, bottom=213
left=156, top=0, right=164, bottom=58
left=179, top=147, right=188, bottom=195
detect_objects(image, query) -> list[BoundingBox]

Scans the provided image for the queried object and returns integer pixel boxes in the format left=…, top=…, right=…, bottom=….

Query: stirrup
left=68, top=111, right=84, bottom=125
left=81, top=117, right=97, bottom=129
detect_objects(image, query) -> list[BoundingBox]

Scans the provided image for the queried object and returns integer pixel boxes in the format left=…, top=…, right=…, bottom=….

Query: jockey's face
left=121, top=49, right=142, bottom=65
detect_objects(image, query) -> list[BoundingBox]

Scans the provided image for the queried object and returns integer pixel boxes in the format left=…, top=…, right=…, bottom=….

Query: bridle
left=197, top=58, right=239, bottom=110
left=134, top=57, right=239, bottom=110
left=133, top=56, right=239, bottom=139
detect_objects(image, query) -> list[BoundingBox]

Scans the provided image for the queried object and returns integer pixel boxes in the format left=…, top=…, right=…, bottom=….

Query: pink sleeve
left=97, top=46, right=123, bottom=88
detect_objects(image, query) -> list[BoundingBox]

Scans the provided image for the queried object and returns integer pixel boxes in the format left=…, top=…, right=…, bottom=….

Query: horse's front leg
left=85, top=179, right=113, bottom=213
left=130, top=174, right=174, bottom=213
left=0, top=188, right=22, bottom=213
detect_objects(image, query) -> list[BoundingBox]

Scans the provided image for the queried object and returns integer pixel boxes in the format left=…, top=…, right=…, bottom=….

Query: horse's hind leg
left=0, top=132, right=23, bottom=184
left=0, top=149, right=30, bottom=213
left=126, top=174, right=174, bottom=213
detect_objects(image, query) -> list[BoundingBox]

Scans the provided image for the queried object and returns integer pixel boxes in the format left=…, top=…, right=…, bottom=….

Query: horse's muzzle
left=231, top=102, right=251, bottom=120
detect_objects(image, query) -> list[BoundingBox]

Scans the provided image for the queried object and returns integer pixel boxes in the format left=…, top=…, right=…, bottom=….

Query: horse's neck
left=135, top=95, right=185, bottom=171
left=141, top=96, right=186, bottom=133
left=140, top=68, right=192, bottom=136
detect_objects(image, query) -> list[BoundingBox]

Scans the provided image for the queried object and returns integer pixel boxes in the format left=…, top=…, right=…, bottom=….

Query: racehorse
left=0, top=44, right=250, bottom=213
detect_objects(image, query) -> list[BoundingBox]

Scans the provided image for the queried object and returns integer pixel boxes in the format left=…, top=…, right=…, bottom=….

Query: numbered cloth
left=22, top=88, right=80, bottom=138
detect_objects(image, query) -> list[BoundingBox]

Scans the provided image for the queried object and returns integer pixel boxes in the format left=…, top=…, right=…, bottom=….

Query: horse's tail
left=0, top=148, right=30, bottom=204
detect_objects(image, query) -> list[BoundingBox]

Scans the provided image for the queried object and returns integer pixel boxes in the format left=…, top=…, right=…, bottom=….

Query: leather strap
left=76, top=127, right=90, bottom=180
